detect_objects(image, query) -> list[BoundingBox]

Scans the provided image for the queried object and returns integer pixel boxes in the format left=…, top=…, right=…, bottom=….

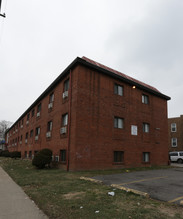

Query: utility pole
left=0, top=0, right=6, bottom=18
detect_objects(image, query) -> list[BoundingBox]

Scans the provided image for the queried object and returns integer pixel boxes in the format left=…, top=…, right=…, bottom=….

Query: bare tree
left=0, top=120, right=12, bottom=139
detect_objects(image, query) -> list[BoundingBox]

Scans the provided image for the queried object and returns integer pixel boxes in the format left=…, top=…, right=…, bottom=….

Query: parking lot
left=92, top=165, right=183, bottom=205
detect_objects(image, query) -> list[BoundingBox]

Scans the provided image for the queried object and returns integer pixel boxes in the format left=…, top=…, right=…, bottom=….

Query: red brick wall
left=168, top=115, right=183, bottom=151
left=69, top=65, right=169, bottom=170
left=7, top=63, right=169, bottom=170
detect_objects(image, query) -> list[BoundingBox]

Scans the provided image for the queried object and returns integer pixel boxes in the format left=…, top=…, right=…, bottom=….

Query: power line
left=0, top=0, right=6, bottom=18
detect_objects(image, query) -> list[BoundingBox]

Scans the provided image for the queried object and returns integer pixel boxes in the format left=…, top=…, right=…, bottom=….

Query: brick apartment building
left=168, top=115, right=183, bottom=152
left=6, top=56, right=170, bottom=171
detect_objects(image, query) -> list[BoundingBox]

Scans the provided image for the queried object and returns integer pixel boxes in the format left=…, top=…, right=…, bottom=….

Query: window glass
left=114, top=117, right=123, bottom=129
left=142, top=94, right=149, bottom=104
left=171, top=123, right=176, bottom=132
left=114, top=151, right=124, bottom=162
left=64, top=79, right=69, bottom=92
left=143, top=123, right=150, bottom=133
left=114, top=84, right=123, bottom=96
left=60, top=150, right=66, bottom=162
left=143, top=152, right=150, bottom=162
left=62, top=114, right=68, bottom=126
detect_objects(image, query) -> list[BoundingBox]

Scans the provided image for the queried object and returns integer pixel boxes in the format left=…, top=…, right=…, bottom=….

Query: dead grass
left=63, top=191, right=85, bottom=200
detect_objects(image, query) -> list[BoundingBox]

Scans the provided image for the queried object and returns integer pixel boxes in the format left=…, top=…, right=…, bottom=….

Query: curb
left=111, top=184, right=149, bottom=198
left=80, top=176, right=103, bottom=184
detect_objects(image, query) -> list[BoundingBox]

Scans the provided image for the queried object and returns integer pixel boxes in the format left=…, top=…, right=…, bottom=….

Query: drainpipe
left=67, top=69, right=72, bottom=171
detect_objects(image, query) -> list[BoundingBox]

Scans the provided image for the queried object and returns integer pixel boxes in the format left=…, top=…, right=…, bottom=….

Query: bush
left=1, top=150, right=10, bottom=157
left=32, top=148, right=52, bottom=169
left=10, top=151, right=21, bottom=159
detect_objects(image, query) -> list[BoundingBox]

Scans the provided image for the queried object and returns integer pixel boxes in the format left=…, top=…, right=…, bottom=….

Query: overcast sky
left=0, top=0, right=183, bottom=123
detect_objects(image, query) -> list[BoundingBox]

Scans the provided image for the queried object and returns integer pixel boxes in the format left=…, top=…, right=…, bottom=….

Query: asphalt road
left=92, top=165, right=183, bottom=205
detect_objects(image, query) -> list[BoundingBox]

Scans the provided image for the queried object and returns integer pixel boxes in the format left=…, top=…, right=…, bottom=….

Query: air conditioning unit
left=16, top=129, right=18, bottom=132
left=32, top=155, right=34, bottom=159
left=37, top=112, right=40, bottom=117
left=60, top=126, right=67, bottom=134
left=55, top=156, right=59, bottom=162
left=48, top=102, right=53, bottom=109
left=21, top=125, right=23, bottom=128
left=25, top=139, right=28, bottom=143
left=35, top=135, right=39, bottom=141
left=15, top=143, right=17, bottom=146
left=20, top=141, right=22, bottom=144
left=62, top=91, right=68, bottom=99
left=26, top=121, right=29, bottom=125
left=46, top=131, right=51, bottom=138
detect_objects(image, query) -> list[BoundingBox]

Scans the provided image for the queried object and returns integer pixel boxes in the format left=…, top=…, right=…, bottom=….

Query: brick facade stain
left=6, top=57, right=170, bottom=171
left=168, top=115, right=183, bottom=152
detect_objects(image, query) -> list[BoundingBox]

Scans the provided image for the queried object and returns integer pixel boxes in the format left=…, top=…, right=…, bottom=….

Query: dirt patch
left=158, top=204, right=183, bottom=218
left=63, top=192, right=85, bottom=200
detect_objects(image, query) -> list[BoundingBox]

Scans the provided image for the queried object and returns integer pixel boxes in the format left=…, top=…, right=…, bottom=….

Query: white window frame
left=142, top=94, right=149, bottom=104
left=171, top=138, right=177, bottom=147
left=143, top=123, right=150, bottom=133
left=171, top=123, right=176, bottom=132
left=143, top=152, right=150, bottom=162
left=114, top=117, right=124, bottom=129
left=62, top=114, right=68, bottom=126
left=114, top=84, right=123, bottom=96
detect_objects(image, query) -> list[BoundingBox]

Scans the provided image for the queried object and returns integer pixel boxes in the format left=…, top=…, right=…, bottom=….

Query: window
left=47, top=121, right=53, bottom=133
left=60, top=150, right=66, bottom=162
left=143, top=152, right=150, bottom=162
left=35, top=127, right=40, bottom=136
left=27, top=113, right=30, bottom=121
left=29, top=151, right=32, bottom=158
left=64, top=79, right=69, bottom=92
left=49, top=93, right=54, bottom=103
left=20, top=135, right=22, bottom=141
left=114, top=151, right=124, bottom=163
left=142, top=94, right=149, bottom=104
left=114, top=117, right=124, bottom=129
left=25, top=132, right=28, bottom=139
left=30, top=130, right=33, bottom=138
left=32, top=109, right=35, bottom=117
left=172, top=138, right=177, bottom=147
left=25, top=151, right=27, bottom=158
left=171, top=123, right=176, bottom=132
left=114, top=84, right=123, bottom=96
left=143, top=123, right=150, bottom=133
left=62, top=113, right=68, bottom=126
left=37, top=103, right=41, bottom=117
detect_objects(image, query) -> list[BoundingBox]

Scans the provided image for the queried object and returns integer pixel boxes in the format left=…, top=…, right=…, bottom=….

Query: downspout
left=67, top=69, right=72, bottom=171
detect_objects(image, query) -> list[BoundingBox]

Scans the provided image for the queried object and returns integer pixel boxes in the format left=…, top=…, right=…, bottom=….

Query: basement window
left=114, top=151, right=124, bottom=163
left=143, top=152, right=150, bottom=163
left=60, top=150, right=66, bottom=162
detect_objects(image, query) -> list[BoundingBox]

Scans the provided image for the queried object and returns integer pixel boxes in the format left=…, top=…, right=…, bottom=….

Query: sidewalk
left=0, top=167, right=48, bottom=219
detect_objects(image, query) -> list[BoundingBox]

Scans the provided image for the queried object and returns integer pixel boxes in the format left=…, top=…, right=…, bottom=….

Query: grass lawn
left=0, top=157, right=183, bottom=219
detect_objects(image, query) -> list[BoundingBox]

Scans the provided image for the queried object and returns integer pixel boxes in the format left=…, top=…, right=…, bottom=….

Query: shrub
left=1, top=150, right=10, bottom=157
left=32, top=148, right=52, bottom=169
left=10, top=151, right=21, bottom=159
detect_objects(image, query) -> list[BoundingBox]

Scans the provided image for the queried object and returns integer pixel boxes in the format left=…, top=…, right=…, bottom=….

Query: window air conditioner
left=35, top=136, right=39, bottom=141
left=46, top=132, right=51, bottom=138
left=60, top=126, right=67, bottom=134
left=37, top=112, right=40, bottom=117
left=48, top=102, right=53, bottom=109
left=62, top=91, right=68, bottom=99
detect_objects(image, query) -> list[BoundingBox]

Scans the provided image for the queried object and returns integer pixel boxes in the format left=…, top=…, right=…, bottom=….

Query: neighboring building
left=5, top=56, right=170, bottom=171
left=168, top=115, right=183, bottom=151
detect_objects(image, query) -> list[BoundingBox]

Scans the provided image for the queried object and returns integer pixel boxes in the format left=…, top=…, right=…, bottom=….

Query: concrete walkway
left=0, top=167, right=48, bottom=219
